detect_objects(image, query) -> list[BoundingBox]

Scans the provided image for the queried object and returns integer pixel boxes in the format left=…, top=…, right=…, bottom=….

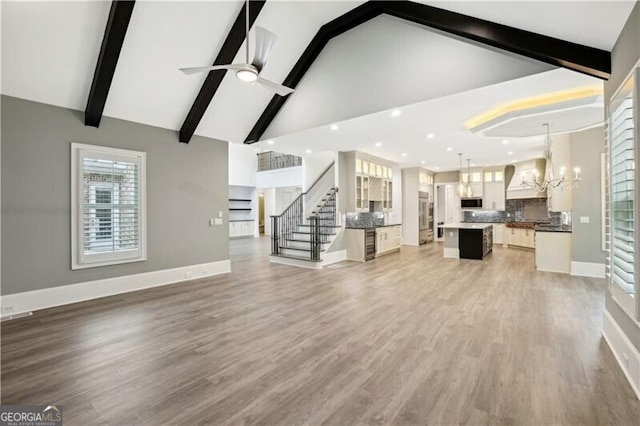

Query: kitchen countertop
left=345, top=224, right=402, bottom=229
left=534, top=225, right=572, bottom=233
left=505, top=222, right=537, bottom=229
left=441, top=223, right=493, bottom=230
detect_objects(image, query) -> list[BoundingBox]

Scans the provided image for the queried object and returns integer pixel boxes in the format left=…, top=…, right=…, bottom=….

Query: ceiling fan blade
left=179, top=63, right=247, bottom=75
left=255, top=76, right=294, bottom=96
left=251, top=26, right=277, bottom=71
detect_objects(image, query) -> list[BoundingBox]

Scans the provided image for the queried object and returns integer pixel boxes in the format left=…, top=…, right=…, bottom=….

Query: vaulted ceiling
left=1, top=1, right=636, bottom=156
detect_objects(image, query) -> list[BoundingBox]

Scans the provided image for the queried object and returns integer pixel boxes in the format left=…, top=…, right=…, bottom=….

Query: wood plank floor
left=2, top=239, right=639, bottom=425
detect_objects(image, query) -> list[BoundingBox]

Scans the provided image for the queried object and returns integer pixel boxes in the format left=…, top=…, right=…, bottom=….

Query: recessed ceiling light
left=375, top=142, right=382, bottom=147
left=427, top=133, right=435, bottom=139
left=511, top=159, right=517, bottom=163
left=330, top=124, right=339, bottom=131
left=420, top=160, right=425, bottom=164
left=471, top=163, right=476, bottom=167
left=435, top=166, right=440, bottom=170
left=446, top=147, right=453, bottom=151
left=267, top=140, right=274, bottom=145
left=306, top=149, right=312, bottom=154
left=502, top=139, right=509, bottom=144
left=401, top=153, right=407, bottom=157
left=391, top=110, right=401, bottom=117
left=507, top=151, right=514, bottom=155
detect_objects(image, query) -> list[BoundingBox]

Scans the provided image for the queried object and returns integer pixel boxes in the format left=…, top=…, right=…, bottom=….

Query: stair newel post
left=272, top=216, right=279, bottom=255
left=310, top=215, right=320, bottom=261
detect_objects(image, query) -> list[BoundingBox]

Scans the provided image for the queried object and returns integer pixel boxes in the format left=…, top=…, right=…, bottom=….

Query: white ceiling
left=251, top=68, right=603, bottom=171
left=1, top=1, right=634, bottom=164
left=263, top=14, right=553, bottom=139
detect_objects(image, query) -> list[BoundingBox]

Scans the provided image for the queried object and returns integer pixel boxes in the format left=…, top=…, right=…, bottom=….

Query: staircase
left=270, top=163, right=343, bottom=269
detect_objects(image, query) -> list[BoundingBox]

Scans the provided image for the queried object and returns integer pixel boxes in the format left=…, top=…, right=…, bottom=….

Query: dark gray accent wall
left=1, top=96, right=229, bottom=295
left=571, top=126, right=605, bottom=264
left=603, top=3, right=640, bottom=349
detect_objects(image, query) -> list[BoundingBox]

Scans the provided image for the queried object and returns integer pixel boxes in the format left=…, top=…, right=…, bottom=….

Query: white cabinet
left=376, top=225, right=402, bottom=256
left=483, top=169, right=505, bottom=211
left=356, top=175, right=369, bottom=211
left=383, top=180, right=393, bottom=210
left=493, top=224, right=504, bottom=244
left=506, top=227, right=535, bottom=248
left=484, top=181, right=505, bottom=211
left=535, top=231, right=571, bottom=273
left=355, top=158, right=393, bottom=211
left=229, top=220, right=254, bottom=238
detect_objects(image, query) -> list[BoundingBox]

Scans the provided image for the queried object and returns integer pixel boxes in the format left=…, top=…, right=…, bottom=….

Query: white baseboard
left=270, top=255, right=322, bottom=269
left=321, top=250, right=347, bottom=267
left=0, top=260, right=231, bottom=317
left=602, top=310, right=640, bottom=400
left=571, top=261, right=606, bottom=278
left=444, top=248, right=459, bottom=259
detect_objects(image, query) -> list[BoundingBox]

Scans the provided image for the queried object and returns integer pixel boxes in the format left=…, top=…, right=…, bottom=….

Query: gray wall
left=571, top=126, right=605, bottom=264
left=603, top=3, right=640, bottom=351
left=434, top=171, right=459, bottom=184
left=2, top=96, right=229, bottom=295
left=605, top=2, right=640, bottom=103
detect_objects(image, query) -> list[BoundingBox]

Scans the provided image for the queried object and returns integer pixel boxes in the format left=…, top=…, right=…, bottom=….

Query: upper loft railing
left=257, top=151, right=303, bottom=172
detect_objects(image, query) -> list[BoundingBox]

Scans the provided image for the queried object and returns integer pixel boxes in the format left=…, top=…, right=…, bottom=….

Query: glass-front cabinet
left=354, top=156, right=393, bottom=212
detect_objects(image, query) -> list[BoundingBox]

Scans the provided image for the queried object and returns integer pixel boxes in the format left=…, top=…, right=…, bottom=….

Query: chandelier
left=520, top=123, right=581, bottom=193
left=458, top=153, right=473, bottom=198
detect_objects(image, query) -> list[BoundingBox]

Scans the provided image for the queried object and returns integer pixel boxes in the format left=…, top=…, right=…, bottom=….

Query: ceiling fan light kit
left=236, top=67, right=259, bottom=82
left=179, top=0, right=294, bottom=96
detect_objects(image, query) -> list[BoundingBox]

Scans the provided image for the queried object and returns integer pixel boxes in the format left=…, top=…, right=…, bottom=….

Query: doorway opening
left=435, top=182, right=461, bottom=241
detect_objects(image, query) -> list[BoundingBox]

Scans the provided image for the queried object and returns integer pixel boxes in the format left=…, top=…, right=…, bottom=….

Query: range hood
left=506, top=159, right=547, bottom=199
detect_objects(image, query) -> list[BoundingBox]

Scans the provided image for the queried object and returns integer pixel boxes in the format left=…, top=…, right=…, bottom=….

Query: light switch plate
left=580, top=216, right=590, bottom=224
left=208, top=218, right=214, bottom=227
left=218, top=211, right=223, bottom=218
left=214, top=218, right=223, bottom=225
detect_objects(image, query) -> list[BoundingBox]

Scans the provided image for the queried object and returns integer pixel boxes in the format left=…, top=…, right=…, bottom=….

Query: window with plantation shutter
left=71, top=143, right=146, bottom=269
left=609, top=72, right=636, bottom=297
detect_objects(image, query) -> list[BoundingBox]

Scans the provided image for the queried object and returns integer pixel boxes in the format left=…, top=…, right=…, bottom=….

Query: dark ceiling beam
left=85, top=0, right=136, bottom=127
left=380, top=0, right=611, bottom=80
left=179, top=0, right=267, bottom=143
left=244, top=0, right=611, bottom=144
left=244, top=2, right=383, bottom=143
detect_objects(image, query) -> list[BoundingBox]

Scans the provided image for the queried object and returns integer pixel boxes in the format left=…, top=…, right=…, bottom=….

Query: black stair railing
left=271, top=192, right=304, bottom=256
left=270, top=162, right=337, bottom=260
left=308, top=188, right=338, bottom=261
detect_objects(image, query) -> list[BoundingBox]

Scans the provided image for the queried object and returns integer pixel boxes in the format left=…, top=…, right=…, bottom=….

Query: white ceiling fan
left=179, top=0, right=294, bottom=97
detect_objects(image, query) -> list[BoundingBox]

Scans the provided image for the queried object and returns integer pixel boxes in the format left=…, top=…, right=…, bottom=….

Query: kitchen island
left=442, top=223, right=493, bottom=259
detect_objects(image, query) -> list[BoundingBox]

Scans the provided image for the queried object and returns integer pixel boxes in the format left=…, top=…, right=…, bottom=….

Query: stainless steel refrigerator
left=419, top=192, right=434, bottom=244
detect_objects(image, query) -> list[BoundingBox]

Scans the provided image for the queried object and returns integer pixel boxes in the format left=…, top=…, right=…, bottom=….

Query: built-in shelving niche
left=229, top=186, right=257, bottom=238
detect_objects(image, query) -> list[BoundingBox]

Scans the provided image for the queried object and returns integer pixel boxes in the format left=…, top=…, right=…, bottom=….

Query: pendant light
left=457, top=153, right=466, bottom=197
left=465, top=158, right=473, bottom=198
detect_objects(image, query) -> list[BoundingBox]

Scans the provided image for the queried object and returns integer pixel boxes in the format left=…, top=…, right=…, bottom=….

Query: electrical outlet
left=1, top=306, right=15, bottom=314
left=201, top=270, right=208, bottom=276
left=184, top=271, right=193, bottom=279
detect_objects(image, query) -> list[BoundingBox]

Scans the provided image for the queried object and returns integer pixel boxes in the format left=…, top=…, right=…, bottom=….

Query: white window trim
left=607, top=62, right=640, bottom=321
left=71, top=143, right=147, bottom=270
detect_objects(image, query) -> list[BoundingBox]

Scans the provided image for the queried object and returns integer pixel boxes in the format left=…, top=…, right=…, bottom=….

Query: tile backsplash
left=462, top=210, right=507, bottom=223
left=504, top=198, right=572, bottom=227
left=506, top=198, right=548, bottom=222
left=345, top=212, right=386, bottom=228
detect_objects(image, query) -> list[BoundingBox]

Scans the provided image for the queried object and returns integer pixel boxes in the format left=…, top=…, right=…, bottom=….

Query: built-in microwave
left=461, top=198, right=483, bottom=209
